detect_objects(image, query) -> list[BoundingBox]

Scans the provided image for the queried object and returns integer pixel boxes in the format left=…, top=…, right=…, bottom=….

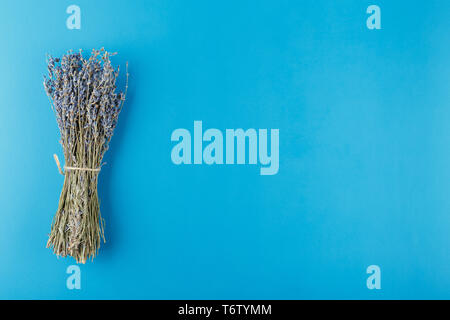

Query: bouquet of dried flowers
left=44, top=48, right=128, bottom=263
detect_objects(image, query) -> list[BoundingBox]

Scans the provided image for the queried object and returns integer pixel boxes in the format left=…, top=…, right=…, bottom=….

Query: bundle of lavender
left=44, top=48, right=128, bottom=263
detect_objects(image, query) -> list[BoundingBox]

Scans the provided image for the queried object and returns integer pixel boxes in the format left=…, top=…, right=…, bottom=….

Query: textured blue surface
left=0, top=0, right=449, bottom=299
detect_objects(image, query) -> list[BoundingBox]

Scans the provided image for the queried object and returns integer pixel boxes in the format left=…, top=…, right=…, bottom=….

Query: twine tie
left=53, top=154, right=102, bottom=175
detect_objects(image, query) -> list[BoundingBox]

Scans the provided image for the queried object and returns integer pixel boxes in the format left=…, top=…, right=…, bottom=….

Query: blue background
left=0, top=0, right=449, bottom=299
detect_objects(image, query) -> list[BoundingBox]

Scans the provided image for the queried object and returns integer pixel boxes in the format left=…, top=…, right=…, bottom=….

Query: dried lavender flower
left=44, top=48, right=128, bottom=263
